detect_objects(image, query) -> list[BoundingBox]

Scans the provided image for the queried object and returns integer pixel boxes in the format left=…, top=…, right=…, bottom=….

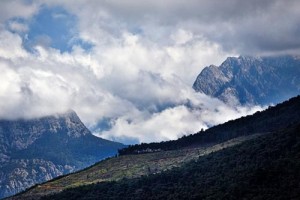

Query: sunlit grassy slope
left=10, top=134, right=261, bottom=200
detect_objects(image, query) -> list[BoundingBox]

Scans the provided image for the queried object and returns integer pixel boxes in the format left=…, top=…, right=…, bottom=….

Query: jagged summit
left=193, top=55, right=300, bottom=106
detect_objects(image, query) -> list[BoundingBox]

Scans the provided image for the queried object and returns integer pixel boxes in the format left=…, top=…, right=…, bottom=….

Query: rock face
left=193, top=55, right=300, bottom=106
left=0, top=111, right=125, bottom=199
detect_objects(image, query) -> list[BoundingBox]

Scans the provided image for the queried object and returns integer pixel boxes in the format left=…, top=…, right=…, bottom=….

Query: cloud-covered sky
left=0, top=0, right=298, bottom=144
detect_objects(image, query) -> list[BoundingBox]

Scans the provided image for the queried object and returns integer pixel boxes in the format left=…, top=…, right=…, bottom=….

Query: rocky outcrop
left=0, top=159, right=75, bottom=198
left=193, top=55, right=300, bottom=106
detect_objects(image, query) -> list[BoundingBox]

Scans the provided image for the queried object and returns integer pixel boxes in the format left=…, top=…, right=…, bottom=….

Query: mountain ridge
left=0, top=111, right=125, bottom=199
left=193, top=55, right=300, bottom=106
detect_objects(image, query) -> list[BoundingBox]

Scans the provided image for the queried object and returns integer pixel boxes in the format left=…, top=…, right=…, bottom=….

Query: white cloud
left=99, top=105, right=203, bottom=143
left=52, top=0, right=300, bottom=55
left=98, top=92, right=262, bottom=143
left=171, top=29, right=193, bottom=45
left=0, top=1, right=275, bottom=144
left=7, top=21, right=29, bottom=33
left=0, top=0, right=38, bottom=23
left=0, top=30, right=28, bottom=59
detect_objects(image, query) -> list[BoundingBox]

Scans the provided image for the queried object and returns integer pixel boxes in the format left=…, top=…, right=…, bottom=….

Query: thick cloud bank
left=1, top=0, right=297, bottom=143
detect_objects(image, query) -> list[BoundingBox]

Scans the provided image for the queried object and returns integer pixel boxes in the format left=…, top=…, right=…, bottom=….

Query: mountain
left=0, top=111, right=125, bottom=199
left=8, top=134, right=257, bottom=200
left=193, top=55, right=300, bottom=105
left=10, top=95, right=300, bottom=199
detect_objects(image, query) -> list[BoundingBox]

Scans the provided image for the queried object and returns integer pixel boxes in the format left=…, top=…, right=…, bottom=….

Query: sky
left=0, top=0, right=299, bottom=144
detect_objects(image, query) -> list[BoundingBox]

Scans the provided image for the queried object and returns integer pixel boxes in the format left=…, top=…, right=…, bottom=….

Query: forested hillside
left=45, top=123, right=300, bottom=200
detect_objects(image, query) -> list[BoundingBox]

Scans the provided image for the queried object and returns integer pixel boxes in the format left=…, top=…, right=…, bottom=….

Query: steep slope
left=0, top=111, right=125, bottom=199
left=9, top=135, right=261, bottom=200
left=10, top=95, right=300, bottom=199
left=44, top=123, right=300, bottom=200
left=193, top=55, right=300, bottom=105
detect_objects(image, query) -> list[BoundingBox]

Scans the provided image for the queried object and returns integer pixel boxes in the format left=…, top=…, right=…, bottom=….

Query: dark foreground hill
left=0, top=111, right=125, bottom=199
left=45, top=123, right=300, bottom=200
left=9, top=134, right=256, bottom=200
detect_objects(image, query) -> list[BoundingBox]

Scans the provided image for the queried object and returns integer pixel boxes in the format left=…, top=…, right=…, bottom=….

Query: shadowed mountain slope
left=0, top=111, right=125, bottom=199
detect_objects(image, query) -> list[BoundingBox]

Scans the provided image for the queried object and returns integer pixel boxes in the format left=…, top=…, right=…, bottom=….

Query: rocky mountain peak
left=193, top=55, right=300, bottom=106
left=0, top=110, right=125, bottom=199
left=0, top=110, right=89, bottom=152
left=55, top=110, right=91, bottom=138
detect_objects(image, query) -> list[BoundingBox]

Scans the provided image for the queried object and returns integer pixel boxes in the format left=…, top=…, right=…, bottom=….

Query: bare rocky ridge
left=193, top=55, right=300, bottom=105
left=0, top=111, right=125, bottom=199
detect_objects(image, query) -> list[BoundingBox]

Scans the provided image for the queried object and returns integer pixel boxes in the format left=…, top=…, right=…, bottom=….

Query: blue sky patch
left=13, top=5, right=92, bottom=53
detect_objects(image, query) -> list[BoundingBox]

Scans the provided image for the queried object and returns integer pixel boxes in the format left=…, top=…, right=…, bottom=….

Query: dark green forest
left=119, top=95, right=300, bottom=155
left=45, top=123, right=300, bottom=200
